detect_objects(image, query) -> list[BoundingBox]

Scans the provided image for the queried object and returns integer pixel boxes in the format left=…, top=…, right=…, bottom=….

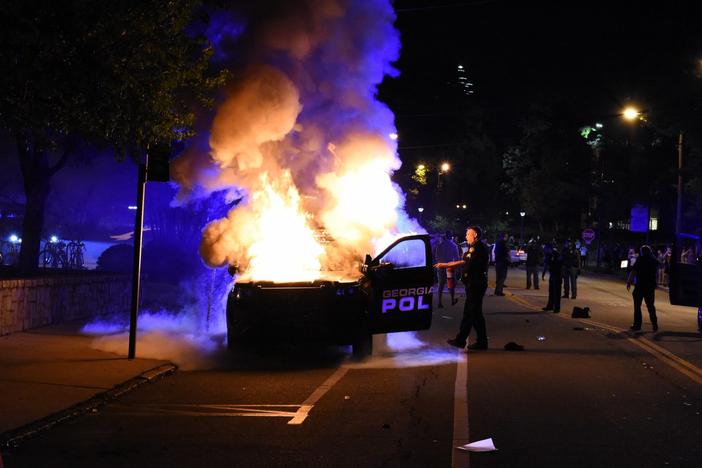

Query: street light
left=519, top=212, right=526, bottom=243
left=438, top=162, right=450, bottom=190
left=621, top=107, right=684, bottom=235
left=415, top=162, right=451, bottom=190
left=622, top=106, right=641, bottom=122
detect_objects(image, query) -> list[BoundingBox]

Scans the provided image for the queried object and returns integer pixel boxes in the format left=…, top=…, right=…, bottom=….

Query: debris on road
left=457, top=437, right=498, bottom=452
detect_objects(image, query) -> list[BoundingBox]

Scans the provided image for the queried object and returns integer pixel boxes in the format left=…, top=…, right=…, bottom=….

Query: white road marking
left=116, top=403, right=301, bottom=420
left=288, top=366, right=350, bottom=425
left=452, top=350, right=469, bottom=468
left=113, top=367, right=351, bottom=426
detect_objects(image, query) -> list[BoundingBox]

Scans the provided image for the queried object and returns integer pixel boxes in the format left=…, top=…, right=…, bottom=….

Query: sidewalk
left=0, top=321, right=173, bottom=445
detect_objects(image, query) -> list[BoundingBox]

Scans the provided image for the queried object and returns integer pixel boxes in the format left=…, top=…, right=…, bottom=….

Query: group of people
left=540, top=238, right=582, bottom=313
left=432, top=227, right=665, bottom=351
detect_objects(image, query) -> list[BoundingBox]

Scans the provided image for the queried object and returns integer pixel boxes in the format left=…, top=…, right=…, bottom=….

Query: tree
left=502, top=103, right=591, bottom=236
left=0, top=0, right=224, bottom=271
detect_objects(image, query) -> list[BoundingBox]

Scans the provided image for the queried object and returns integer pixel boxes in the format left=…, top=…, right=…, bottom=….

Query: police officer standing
left=493, top=232, right=510, bottom=296
left=562, top=239, right=580, bottom=299
left=542, top=240, right=563, bottom=313
left=525, top=237, right=543, bottom=289
left=435, top=226, right=490, bottom=350
left=626, top=245, right=659, bottom=331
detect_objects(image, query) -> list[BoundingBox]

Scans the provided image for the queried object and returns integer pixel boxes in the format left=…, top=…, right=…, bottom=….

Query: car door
left=669, top=232, right=701, bottom=307
left=363, top=234, right=434, bottom=334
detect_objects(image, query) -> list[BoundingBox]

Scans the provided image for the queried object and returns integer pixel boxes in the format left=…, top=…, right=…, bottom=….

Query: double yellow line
left=505, top=293, right=702, bottom=386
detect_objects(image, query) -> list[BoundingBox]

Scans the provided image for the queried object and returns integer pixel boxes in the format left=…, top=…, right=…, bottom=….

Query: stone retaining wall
left=0, top=275, right=130, bottom=336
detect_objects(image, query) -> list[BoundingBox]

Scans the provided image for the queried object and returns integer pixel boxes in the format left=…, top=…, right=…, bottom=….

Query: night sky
left=4, top=1, right=702, bottom=241
left=382, top=1, right=702, bottom=148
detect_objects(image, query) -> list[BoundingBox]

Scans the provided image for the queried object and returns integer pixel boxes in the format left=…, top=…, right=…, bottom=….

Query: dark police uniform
left=543, top=247, right=563, bottom=312
left=628, top=252, right=658, bottom=330
left=453, top=239, right=490, bottom=348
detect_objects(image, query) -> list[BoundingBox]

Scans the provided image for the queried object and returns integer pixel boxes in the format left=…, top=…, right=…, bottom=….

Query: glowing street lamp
left=622, top=106, right=641, bottom=121
left=519, top=212, right=526, bottom=243
left=622, top=108, right=684, bottom=235
left=438, top=162, right=451, bottom=190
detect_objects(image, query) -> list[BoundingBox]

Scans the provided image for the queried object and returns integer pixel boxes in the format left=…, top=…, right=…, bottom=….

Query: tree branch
left=48, top=146, right=72, bottom=176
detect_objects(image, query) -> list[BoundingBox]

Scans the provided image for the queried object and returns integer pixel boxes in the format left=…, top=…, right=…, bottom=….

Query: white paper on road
left=457, top=438, right=497, bottom=452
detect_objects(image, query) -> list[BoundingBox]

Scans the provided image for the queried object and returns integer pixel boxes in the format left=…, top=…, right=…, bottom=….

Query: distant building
left=456, top=64, right=475, bottom=96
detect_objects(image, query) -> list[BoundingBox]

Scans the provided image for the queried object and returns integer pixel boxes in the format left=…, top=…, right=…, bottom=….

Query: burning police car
left=226, top=234, right=434, bottom=358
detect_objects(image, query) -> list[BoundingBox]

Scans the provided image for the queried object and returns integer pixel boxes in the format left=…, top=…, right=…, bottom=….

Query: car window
left=377, top=238, right=427, bottom=269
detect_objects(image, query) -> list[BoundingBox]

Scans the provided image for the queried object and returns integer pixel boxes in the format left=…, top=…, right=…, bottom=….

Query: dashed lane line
left=505, top=293, right=702, bottom=386
left=452, top=351, right=469, bottom=468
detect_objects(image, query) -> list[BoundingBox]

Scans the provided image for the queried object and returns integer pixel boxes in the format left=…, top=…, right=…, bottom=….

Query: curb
left=0, top=363, right=177, bottom=449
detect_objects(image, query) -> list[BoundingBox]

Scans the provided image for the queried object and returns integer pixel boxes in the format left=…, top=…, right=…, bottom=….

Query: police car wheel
left=352, top=331, right=373, bottom=360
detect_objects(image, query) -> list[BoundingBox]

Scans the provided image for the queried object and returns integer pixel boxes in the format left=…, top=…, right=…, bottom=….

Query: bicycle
left=39, top=240, right=68, bottom=269
left=67, top=240, right=86, bottom=269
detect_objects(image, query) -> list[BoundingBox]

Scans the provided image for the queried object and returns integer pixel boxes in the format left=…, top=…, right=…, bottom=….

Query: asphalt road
left=3, top=270, right=702, bottom=468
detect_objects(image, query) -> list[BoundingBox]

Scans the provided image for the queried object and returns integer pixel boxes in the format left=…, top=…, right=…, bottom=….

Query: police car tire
left=352, top=331, right=373, bottom=360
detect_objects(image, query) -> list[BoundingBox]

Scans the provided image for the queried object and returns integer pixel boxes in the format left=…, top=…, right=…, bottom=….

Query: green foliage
left=0, top=0, right=226, bottom=156
left=501, top=104, right=591, bottom=233
left=427, top=215, right=451, bottom=233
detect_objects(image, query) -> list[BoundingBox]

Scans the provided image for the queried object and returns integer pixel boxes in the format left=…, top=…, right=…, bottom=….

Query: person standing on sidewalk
left=493, top=232, right=510, bottom=296
left=626, top=245, right=659, bottom=331
left=542, top=241, right=563, bottom=313
left=433, top=230, right=462, bottom=308
left=525, top=237, right=543, bottom=289
left=436, top=226, right=490, bottom=350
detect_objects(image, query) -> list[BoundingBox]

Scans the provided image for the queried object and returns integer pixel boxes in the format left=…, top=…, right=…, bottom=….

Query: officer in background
left=493, top=232, right=510, bottom=296
left=525, top=237, right=544, bottom=289
left=562, top=239, right=581, bottom=299
left=543, top=240, right=563, bottom=313
left=626, top=245, right=659, bottom=331
left=435, top=226, right=490, bottom=350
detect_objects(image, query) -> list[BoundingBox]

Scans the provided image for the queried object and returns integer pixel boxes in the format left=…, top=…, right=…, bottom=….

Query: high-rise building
left=456, top=64, right=475, bottom=96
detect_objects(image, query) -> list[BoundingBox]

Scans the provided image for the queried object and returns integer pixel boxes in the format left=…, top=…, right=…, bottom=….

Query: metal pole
left=675, top=131, right=683, bottom=236
left=128, top=159, right=147, bottom=359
